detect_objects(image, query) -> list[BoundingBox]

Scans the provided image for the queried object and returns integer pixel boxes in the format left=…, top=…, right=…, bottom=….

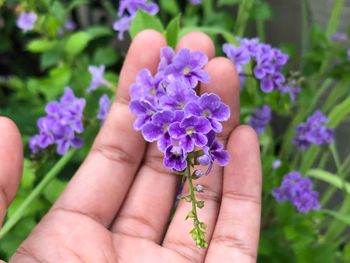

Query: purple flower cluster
left=130, top=47, right=230, bottom=171
left=29, top=88, right=86, bottom=155
left=17, top=11, right=37, bottom=32
left=223, top=38, right=290, bottom=93
left=272, top=171, right=320, bottom=213
left=293, top=110, right=333, bottom=150
left=249, top=105, right=271, bottom=135
left=113, top=0, right=159, bottom=40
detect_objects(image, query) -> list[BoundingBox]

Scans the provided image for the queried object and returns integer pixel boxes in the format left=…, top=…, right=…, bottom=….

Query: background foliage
left=0, top=0, right=350, bottom=262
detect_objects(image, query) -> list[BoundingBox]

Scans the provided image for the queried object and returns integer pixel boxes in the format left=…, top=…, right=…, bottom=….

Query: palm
left=1, top=30, right=262, bottom=263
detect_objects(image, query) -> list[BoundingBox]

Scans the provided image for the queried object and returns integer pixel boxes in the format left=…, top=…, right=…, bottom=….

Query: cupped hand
left=0, top=30, right=262, bottom=263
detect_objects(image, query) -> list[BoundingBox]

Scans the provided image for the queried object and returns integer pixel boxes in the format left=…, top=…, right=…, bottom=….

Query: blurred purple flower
left=249, top=105, right=271, bottom=135
left=97, top=94, right=111, bottom=124
left=113, top=0, right=159, bottom=40
left=293, top=110, right=333, bottom=150
left=29, top=88, right=86, bottom=155
left=222, top=44, right=250, bottom=73
left=189, top=0, right=201, bottom=4
left=87, top=65, right=110, bottom=93
left=272, top=171, right=320, bottom=213
left=17, top=11, right=37, bottom=32
left=331, top=32, right=347, bottom=42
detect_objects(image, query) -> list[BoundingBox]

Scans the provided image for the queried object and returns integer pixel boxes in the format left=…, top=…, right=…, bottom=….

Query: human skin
left=0, top=30, right=262, bottom=263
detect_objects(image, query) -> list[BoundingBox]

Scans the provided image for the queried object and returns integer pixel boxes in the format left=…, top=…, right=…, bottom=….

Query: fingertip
left=0, top=116, right=23, bottom=203
left=117, top=30, right=167, bottom=103
left=176, top=31, right=215, bottom=60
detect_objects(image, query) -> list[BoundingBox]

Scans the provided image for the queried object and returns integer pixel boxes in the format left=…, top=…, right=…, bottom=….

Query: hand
left=0, top=30, right=262, bottom=263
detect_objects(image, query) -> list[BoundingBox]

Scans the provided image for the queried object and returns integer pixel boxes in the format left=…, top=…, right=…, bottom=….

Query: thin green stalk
left=234, top=0, right=254, bottom=37
left=325, top=196, right=350, bottom=241
left=185, top=161, right=207, bottom=248
left=256, top=19, right=265, bottom=42
left=202, top=0, right=213, bottom=22
left=0, top=150, right=76, bottom=239
left=300, top=0, right=310, bottom=61
left=326, top=0, right=344, bottom=37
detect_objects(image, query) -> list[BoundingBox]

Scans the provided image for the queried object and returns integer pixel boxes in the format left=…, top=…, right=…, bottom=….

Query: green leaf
left=180, top=26, right=236, bottom=43
left=160, top=0, right=179, bottom=16
left=328, top=95, right=350, bottom=127
left=218, top=0, right=242, bottom=6
left=86, top=26, right=113, bottom=38
left=306, top=169, right=350, bottom=192
left=67, top=0, right=88, bottom=11
left=319, top=209, right=350, bottom=225
left=27, top=39, right=56, bottom=53
left=93, top=47, right=118, bottom=66
left=65, top=31, right=92, bottom=56
left=165, top=15, right=181, bottom=48
left=43, top=178, right=67, bottom=203
left=129, top=10, right=164, bottom=39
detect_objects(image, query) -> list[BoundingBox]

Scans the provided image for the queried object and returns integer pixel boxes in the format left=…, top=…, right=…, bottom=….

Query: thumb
left=0, top=117, right=23, bottom=229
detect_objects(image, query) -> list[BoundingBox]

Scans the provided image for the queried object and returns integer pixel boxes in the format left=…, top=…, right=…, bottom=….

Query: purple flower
left=159, top=80, right=198, bottom=110
left=164, top=145, right=187, bottom=171
left=293, top=110, right=333, bottom=150
left=29, top=88, right=86, bottom=155
left=272, top=171, right=320, bottom=213
left=260, top=72, right=285, bottom=93
left=118, top=0, right=159, bottom=17
left=113, top=16, right=133, bottom=40
left=164, top=48, right=209, bottom=88
left=142, top=110, right=184, bottom=152
left=169, top=116, right=211, bottom=152
left=223, top=44, right=250, bottom=73
left=158, top=47, right=175, bottom=72
left=249, top=105, right=271, bottom=135
left=59, top=20, right=77, bottom=35
left=97, top=94, right=111, bottom=124
left=279, top=84, right=301, bottom=102
left=185, top=93, right=230, bottom=133
left=199, top=131, right=229, bottom=174
left=331, top=32, right=348, bottom=42
left=130, top=69, right=164, bottom=104
left=17, top=11, right=37, bottom=32
left=129, top=99, right=157, bottom=130
left=87, top=65, right=110, bottom=93
left=113, top=0, right=159, bottom=40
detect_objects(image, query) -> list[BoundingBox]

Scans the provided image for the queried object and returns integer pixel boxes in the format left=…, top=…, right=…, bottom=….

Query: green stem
left=186, top=161, right=208, bottom=248
left=0, top=150, right=76, bottom=239
left=326, top=0, right=344, bottom=37
left=234, top=0, right=254, bottom=37
left=202, top=0, right=213, bottom=22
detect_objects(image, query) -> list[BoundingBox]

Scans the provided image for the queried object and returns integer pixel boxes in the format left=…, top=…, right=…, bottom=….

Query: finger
left=205, top=125, right=262, bottom=263
left=0, top=117, right=23, bottom=227
left=50, top=30, right=166, bottom=227
left=163, top=58, right=240, bottom=262
left=111, top=32, right=215, bottom=243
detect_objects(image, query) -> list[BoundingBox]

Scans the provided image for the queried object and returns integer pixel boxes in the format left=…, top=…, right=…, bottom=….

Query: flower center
left=186, top=127, right=194, bottom=135
left=182, top=67, right=191, bottom=75
left=149, top=87, right=157, bottom=95
left=203, top=110, right=211, bottom=117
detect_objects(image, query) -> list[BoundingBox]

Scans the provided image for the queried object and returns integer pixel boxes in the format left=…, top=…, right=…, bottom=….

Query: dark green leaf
left=129, top=10, right=164, bottom=39
left=165, top=15, right=181, bottom=48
